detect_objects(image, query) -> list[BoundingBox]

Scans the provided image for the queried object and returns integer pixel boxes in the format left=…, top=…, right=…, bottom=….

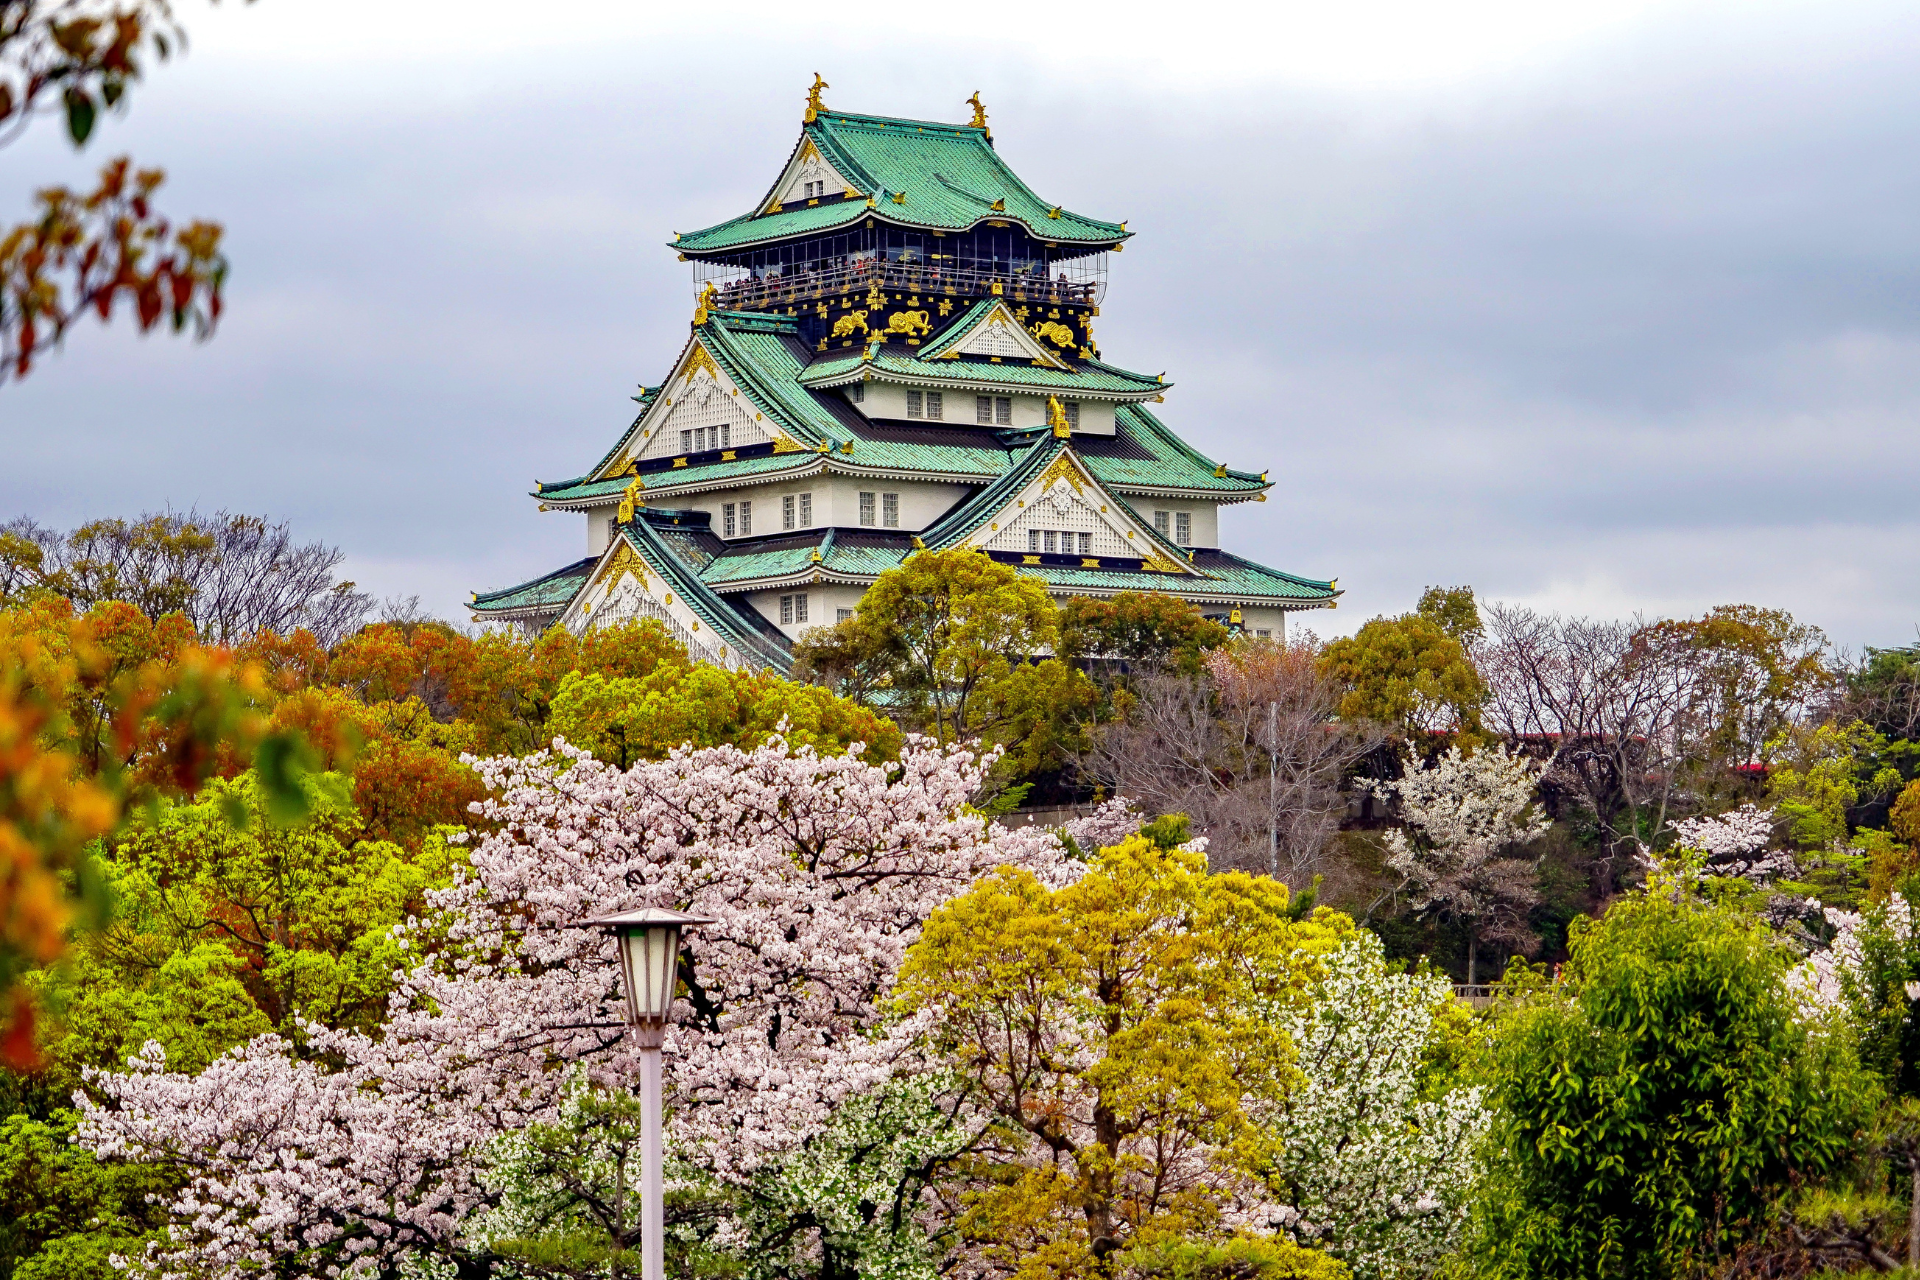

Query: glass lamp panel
left=620, top=924, right=681, bottom=1021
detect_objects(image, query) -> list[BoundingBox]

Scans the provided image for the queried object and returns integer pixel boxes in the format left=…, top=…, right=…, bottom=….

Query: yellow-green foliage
left=27, top=769, right=463, bottom=1100
left=898, top=831, right=1350, bottom=1278
left=547, top=666, right=901, bottom=768
left=1768, top=720, right=1903, bottom=850
left=1118, top=1236, right=1350, bottom=1280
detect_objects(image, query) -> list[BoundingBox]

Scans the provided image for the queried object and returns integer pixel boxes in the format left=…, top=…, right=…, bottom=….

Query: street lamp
left=575, top=906, right=713, bottom=1280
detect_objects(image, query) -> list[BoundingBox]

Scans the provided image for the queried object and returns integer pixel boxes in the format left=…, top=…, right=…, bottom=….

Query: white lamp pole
left=576, top=906, right=712, bottom=1280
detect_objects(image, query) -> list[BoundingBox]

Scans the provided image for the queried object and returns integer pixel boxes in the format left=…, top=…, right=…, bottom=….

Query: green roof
left=675, top=109, right=1128, bottom=256
left=700, top=529, right=914, bottom=587
left=799, top=346, right=1163, bottom=398
left=472, top=557, right=598, bottom=616
left=540, top=313, right=1262, bottom=503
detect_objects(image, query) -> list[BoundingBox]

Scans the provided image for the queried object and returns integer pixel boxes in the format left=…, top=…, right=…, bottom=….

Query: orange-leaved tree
left=0, top=600, right=311, bottom=1064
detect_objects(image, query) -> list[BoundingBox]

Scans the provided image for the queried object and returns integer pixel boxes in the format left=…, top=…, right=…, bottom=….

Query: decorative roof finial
left=805, top=73, right=829, bottom=123
left=694, top=282, right=717, bottom=326
left=1047, top=395, right=1070, bottom=438
left=966, top=90, right=989, bottom=137
left=617, top=477, right=644, bottom=525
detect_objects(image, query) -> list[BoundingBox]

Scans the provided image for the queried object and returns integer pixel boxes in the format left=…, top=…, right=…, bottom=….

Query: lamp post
left=575, top=906, right=712, bottom=1280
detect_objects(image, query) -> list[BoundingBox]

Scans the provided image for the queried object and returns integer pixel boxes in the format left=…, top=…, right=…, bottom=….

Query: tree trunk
left=1267, top=701, right=1278, bottom=878
left=1908, top=1160, right=1919, bottom=1269
left=1466, top=926, right=1477, bottom=988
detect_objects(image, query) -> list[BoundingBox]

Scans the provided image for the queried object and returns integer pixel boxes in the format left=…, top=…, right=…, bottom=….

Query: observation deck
left=699, top=257, right=1104, bottom=317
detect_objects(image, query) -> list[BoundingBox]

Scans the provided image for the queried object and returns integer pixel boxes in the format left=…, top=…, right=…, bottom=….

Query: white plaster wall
left=1121, top=498, right=1220, bottom=547
left=1237, top=607, right=1291, bottom=640
left=739, top=583, right=864, bottom=640
left=825, top=477, right=971, bottom=530
left=675, top=476, right=969, bottom=538
left=585, top=504, right=617, bottom=554
left=847, top=381, right=1117, bottom=435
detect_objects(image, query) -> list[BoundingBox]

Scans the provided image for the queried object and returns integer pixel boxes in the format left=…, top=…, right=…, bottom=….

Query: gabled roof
left=918, top=434, right=1203, bottom=575
left=674, top=108, right=1128, bottom=256
left=917, top=297, right=1069, bottom=367
left=535, top=314, right=1268, bottom=507
left=543, top=515, right=793, bottom=671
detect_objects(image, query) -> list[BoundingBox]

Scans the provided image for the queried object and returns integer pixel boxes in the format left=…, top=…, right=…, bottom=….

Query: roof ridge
left=818, top=108, right=979, bottom=133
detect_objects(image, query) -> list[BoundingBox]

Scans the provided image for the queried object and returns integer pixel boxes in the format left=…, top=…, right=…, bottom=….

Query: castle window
left=723, top=503, right=736, bottom=537
left=837, top=607, right=853, bottom=622
left=1064, top=401, right=1080, bottom=429
left=1043, top=531, right=1057, bottom=553
left=800, top=492, right=813, bottom=526
left=976, top=396, right=993, bottom=424
left=783, top=495, right=795, bottom=530
left=859, top=491, right=875, bottom=526
left=1256, top=629, right=1272, bottom=639
left=995, top=397, right=1012, bottom=425
left=1028, top=529, right=1040, bottom=552
left=1154, top=510, right=1171, bottom=536
left=780, top=594, right=793, bottom=624
left=1175, top=512, right=1191, bottom=545
left=925, top=392, right=943, bottom=420
left=739, top=500, right=751, bottom=535
left=847, top=382, right=864, bottom=404
left=680, top=429, right=692, bottom=452
left=882, top=493, right=899, bottom=527
left=1077, top=531, right=1092, bottom=554
left=907, top=389, right=923, bottom=418
left=720, top=423, right=730, bottom=448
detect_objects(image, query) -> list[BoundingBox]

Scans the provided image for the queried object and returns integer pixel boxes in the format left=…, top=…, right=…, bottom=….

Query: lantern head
left=575, top=906, right=713, bottom=1026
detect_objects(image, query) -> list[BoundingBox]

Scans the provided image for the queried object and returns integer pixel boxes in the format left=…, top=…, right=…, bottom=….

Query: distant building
left=470, top=83, right=1340, bottom=666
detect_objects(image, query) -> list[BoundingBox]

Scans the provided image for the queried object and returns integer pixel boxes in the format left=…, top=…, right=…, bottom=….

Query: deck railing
left=706, top=260, right=1102, bottom=314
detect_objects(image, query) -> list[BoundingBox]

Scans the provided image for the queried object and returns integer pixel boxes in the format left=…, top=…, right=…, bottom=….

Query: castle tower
left=471, top=85, right=1339, bottom=666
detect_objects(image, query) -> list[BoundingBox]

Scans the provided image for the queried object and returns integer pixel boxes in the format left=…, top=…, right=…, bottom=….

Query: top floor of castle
left=673, top=79, right=1128, bottom=351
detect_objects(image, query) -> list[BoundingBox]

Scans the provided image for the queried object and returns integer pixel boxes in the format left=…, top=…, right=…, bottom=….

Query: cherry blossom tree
left=1371, top=745, right=1551, bottom=985
left=79, top=734, right=1127, bottom=1279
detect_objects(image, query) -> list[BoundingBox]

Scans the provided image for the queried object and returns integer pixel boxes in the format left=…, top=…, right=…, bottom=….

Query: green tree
left=1468, top=882, right=1879, bottom=1278
left=547, top=665, right=900, bottom=768
left=791, top=550, right=1090, bottom=791
left=898, top=820, right=1350, bottom=1278
left=1317, top=613, right=1484, bottom=742
left=1059, top=591, right=1230, bottom=677
left=0, top=1109, right=176, bottom=1280
left=1414, top=585, right=1481, bottom=646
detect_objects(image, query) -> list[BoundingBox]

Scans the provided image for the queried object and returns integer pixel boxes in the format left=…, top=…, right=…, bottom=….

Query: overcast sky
left=3, top=0, right=1917, bottom=647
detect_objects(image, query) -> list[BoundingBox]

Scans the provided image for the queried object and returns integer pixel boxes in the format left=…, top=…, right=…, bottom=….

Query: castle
left=470, top=80, right=1339, bottom=665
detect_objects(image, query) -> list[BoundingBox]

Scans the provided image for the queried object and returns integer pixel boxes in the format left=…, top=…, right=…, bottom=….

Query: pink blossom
left=80, top=734, right=1075, bottom=1278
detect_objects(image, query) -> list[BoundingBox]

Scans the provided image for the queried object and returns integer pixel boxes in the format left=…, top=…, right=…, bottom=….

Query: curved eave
left=711, top=565, right=887, bottom=593
left=1104, top=480, right=1274, bottom=505
left=675, top=208, right=1128, bottom=258
left=798, top=363, right=1165, bottom=402
left=469, top=602, right=565, bottom=624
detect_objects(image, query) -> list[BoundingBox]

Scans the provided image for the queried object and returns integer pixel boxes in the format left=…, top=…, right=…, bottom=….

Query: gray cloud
left=3, top=3, right=1918, bottom=646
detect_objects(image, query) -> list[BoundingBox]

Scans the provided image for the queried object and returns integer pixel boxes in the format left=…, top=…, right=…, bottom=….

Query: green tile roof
left=675, top=109, right=1128, bottom=255
left=798, top=345, right=1164, bottom=397
left=700, top=529, right=915, bottom=587
left=472, top=557, right=598, bottom=615
left=539, top=315, right=1265, bottom=502
left=1012, top=560, right=1336, bottom=603
left=1086, top=405, right=1270, bottom=495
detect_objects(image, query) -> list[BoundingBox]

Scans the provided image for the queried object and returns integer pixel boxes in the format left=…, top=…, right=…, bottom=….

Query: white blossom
left=1251, top=931, right=1490, bottom=1279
